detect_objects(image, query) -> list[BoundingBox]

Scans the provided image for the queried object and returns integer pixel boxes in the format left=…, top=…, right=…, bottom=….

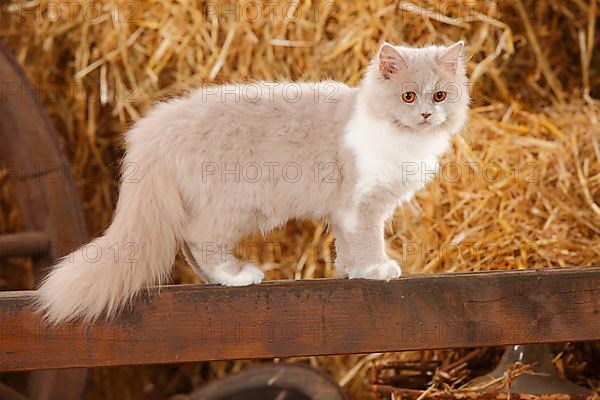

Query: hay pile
left=1, top=0, right=599, bottom=398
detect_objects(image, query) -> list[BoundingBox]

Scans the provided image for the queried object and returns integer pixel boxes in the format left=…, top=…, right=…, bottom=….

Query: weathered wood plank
left=1, top=267, right=600, bottom=372
left=0, top=232, right=51, bottom=259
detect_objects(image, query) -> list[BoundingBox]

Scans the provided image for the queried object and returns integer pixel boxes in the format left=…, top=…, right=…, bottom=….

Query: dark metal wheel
left=185, top=364, right=347, bottom=400
left=0, top=43, right=88, bottom=400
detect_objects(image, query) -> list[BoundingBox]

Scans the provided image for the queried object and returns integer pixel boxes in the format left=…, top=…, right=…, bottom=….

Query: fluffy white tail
left=37, top=155, right=185, bottom=323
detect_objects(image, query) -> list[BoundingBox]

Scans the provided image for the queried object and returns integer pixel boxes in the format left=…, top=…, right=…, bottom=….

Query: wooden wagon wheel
left=185, top=364, right=347, bottom=400
left=0, top=44, right=88, bottom=400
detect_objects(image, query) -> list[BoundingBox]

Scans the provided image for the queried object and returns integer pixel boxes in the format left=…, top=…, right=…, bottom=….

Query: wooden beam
left=1, top=267, right=600, bottom=372
left=0, top=232, right=51, bottom=259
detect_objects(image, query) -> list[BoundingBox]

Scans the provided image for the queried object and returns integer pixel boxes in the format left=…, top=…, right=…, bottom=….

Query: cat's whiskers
left=393, top=119, right=410, bottom=130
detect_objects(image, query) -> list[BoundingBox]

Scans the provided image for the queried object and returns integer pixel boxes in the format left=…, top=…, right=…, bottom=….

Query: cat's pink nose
left=421, top=112, right=432, bottom=120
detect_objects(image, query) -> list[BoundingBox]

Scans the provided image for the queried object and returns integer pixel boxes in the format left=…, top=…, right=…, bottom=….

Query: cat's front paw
left=348, top=260, right=402, bottom=281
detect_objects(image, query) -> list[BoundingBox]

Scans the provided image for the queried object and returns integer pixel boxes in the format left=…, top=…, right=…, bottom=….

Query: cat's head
left=361, top=41, right=469, bottom=135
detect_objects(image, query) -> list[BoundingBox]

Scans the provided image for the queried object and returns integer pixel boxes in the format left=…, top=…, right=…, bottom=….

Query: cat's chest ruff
left=344, top=112, right=450, bottom=201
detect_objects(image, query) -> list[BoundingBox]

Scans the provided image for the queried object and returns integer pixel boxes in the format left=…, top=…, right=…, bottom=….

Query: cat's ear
left=378, top=43, right=408, bottom=79
left=437, top=41, right=464, bottom=73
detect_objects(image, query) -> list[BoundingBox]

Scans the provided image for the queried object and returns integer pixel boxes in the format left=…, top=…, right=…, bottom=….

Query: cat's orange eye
left=433, top=91, right=447, bottom=102
left=402, top=91, right=416, bottom=103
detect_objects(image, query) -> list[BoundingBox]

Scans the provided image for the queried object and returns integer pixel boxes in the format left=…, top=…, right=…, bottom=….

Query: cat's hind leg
left=202, top=260, right=264, bottom=286
left=182, top=240, right=264, bottom=286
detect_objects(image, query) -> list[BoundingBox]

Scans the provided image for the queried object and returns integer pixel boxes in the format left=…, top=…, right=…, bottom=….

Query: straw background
left=1, top=0, right=599, bottom=398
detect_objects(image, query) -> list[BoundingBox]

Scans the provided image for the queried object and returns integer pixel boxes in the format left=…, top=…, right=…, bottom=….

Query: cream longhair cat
left=37, top=41, right=469, bottom=323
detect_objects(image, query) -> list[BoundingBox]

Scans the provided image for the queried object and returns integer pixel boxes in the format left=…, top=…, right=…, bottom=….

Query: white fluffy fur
left=37, top=42, right=469, bottom=323
left=345, top=106, right=450, bottom=203
left=37, top=151, right=185, bottom=322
